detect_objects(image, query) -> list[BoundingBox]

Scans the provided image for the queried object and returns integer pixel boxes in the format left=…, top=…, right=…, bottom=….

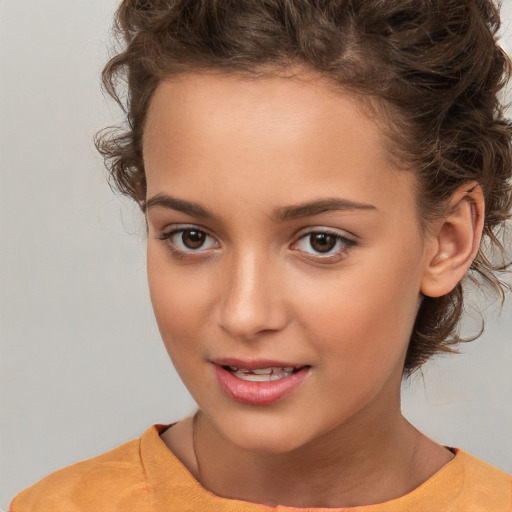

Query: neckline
left=142, top=423, right=465, bottom=511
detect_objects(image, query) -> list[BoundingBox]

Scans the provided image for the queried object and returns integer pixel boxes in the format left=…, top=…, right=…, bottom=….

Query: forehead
left=148, top=69, right=359, bottom=119
left=143, top=70, right=383, bottom=156
left=142, top=71, right=417, bottom=221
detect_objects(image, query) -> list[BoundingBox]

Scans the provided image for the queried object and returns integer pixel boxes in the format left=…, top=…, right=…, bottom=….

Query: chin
left=211, top=410, right=320, bottom=455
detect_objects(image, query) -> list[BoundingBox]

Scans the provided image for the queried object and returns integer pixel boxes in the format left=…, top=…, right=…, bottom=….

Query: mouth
left=221, top=365, right=304, bottom=382
left=212, top=360, right=311, bottom=405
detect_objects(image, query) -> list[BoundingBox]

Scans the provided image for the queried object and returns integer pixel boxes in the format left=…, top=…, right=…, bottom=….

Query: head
left=135, top=69, right=491, bottom=454
left=97, top=1, right=511, bottom=452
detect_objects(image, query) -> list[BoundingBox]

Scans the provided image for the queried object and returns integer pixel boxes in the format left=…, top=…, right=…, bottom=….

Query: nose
left=218, top=249, right=289, bottom=341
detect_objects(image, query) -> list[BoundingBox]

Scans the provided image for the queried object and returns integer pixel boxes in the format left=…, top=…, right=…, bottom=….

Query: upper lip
left=211, top=357, right=307, bottom=370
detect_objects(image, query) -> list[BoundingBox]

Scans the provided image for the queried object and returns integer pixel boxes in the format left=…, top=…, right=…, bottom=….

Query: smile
left=224, top=366, right=298, bottom=381
left=212, top=363, right=310, bottom=405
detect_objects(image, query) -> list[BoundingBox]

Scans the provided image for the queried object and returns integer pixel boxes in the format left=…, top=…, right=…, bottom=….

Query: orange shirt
left=10, top=424, right=512, bottom=512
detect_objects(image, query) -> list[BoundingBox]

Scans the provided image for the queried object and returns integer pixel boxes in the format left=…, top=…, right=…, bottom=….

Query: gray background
left=1, top=1, right=511, bottom=508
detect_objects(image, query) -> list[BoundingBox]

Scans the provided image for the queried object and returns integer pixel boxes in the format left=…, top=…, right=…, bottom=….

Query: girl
left=10, top=0, right=512, bottom=510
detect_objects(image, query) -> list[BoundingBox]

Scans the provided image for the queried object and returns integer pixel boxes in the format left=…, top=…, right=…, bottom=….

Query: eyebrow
left=142, top=194, right=377, bottom=221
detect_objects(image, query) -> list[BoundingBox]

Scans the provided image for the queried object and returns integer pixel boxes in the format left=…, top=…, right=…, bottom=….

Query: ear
left=421, top=182, right=485, bottom=298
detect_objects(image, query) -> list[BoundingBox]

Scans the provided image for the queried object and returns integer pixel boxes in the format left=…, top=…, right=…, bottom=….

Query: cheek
left=292, top=247, right=423, bottom=370
left=147, top=248, right=212, bottom=356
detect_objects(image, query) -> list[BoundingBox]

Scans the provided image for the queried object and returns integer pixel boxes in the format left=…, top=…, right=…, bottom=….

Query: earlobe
left=421, top=182, right=485, bottom=298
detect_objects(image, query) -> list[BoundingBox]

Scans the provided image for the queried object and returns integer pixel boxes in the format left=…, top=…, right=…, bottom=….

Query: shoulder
left=454, top=449, right=512, bottom=511
left=9, top=434, right=151, bottom=512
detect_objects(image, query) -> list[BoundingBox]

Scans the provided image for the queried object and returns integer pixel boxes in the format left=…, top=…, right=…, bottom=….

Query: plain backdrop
left=1, top=1, right=511, bottom=508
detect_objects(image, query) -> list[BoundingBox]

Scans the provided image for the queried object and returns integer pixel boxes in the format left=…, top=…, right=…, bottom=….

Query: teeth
left=230, top=367, right=296, bottom=382
left=234, top=373, right=278, bottom=382
left=251, top=368, right=272, bottom=374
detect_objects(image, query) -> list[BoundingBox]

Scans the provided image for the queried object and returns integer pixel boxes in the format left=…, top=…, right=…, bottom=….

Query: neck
left=191, top=397, right=452, bottom=508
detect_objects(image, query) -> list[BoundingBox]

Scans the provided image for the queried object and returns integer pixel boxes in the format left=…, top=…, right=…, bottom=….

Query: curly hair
left=96, top=0, right=512, bottom=376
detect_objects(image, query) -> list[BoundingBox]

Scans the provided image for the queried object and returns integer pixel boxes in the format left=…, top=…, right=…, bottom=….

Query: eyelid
left=159, top=223, right=216, bottom=239
left=295, top=225, right=356, bottom=240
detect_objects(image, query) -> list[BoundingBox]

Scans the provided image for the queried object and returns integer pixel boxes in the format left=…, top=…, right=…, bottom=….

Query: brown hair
left=96, top=0, right=512, bottom=376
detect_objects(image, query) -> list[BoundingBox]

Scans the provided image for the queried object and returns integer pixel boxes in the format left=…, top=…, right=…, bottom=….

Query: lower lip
left=212, top=364, right=310, bottom=406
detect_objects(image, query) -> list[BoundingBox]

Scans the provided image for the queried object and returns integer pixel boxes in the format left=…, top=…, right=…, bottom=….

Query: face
left=143, top=70, right=430, bottom=454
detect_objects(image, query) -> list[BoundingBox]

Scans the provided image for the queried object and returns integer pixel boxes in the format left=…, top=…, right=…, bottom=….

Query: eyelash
left=157, top=226, right=357, bottom=262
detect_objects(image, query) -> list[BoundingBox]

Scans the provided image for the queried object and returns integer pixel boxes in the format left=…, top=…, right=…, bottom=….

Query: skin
left=143, top=70, right=484, bottom=507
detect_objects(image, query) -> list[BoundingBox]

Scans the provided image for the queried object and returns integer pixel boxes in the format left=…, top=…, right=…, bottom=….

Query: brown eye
left=309, top=233, right=337, bottom=253
left=181, top=229, right=206, bottom=249
left=293, top=230, right=356, bottom=261
left=158, top=226, right=219, bottom=256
